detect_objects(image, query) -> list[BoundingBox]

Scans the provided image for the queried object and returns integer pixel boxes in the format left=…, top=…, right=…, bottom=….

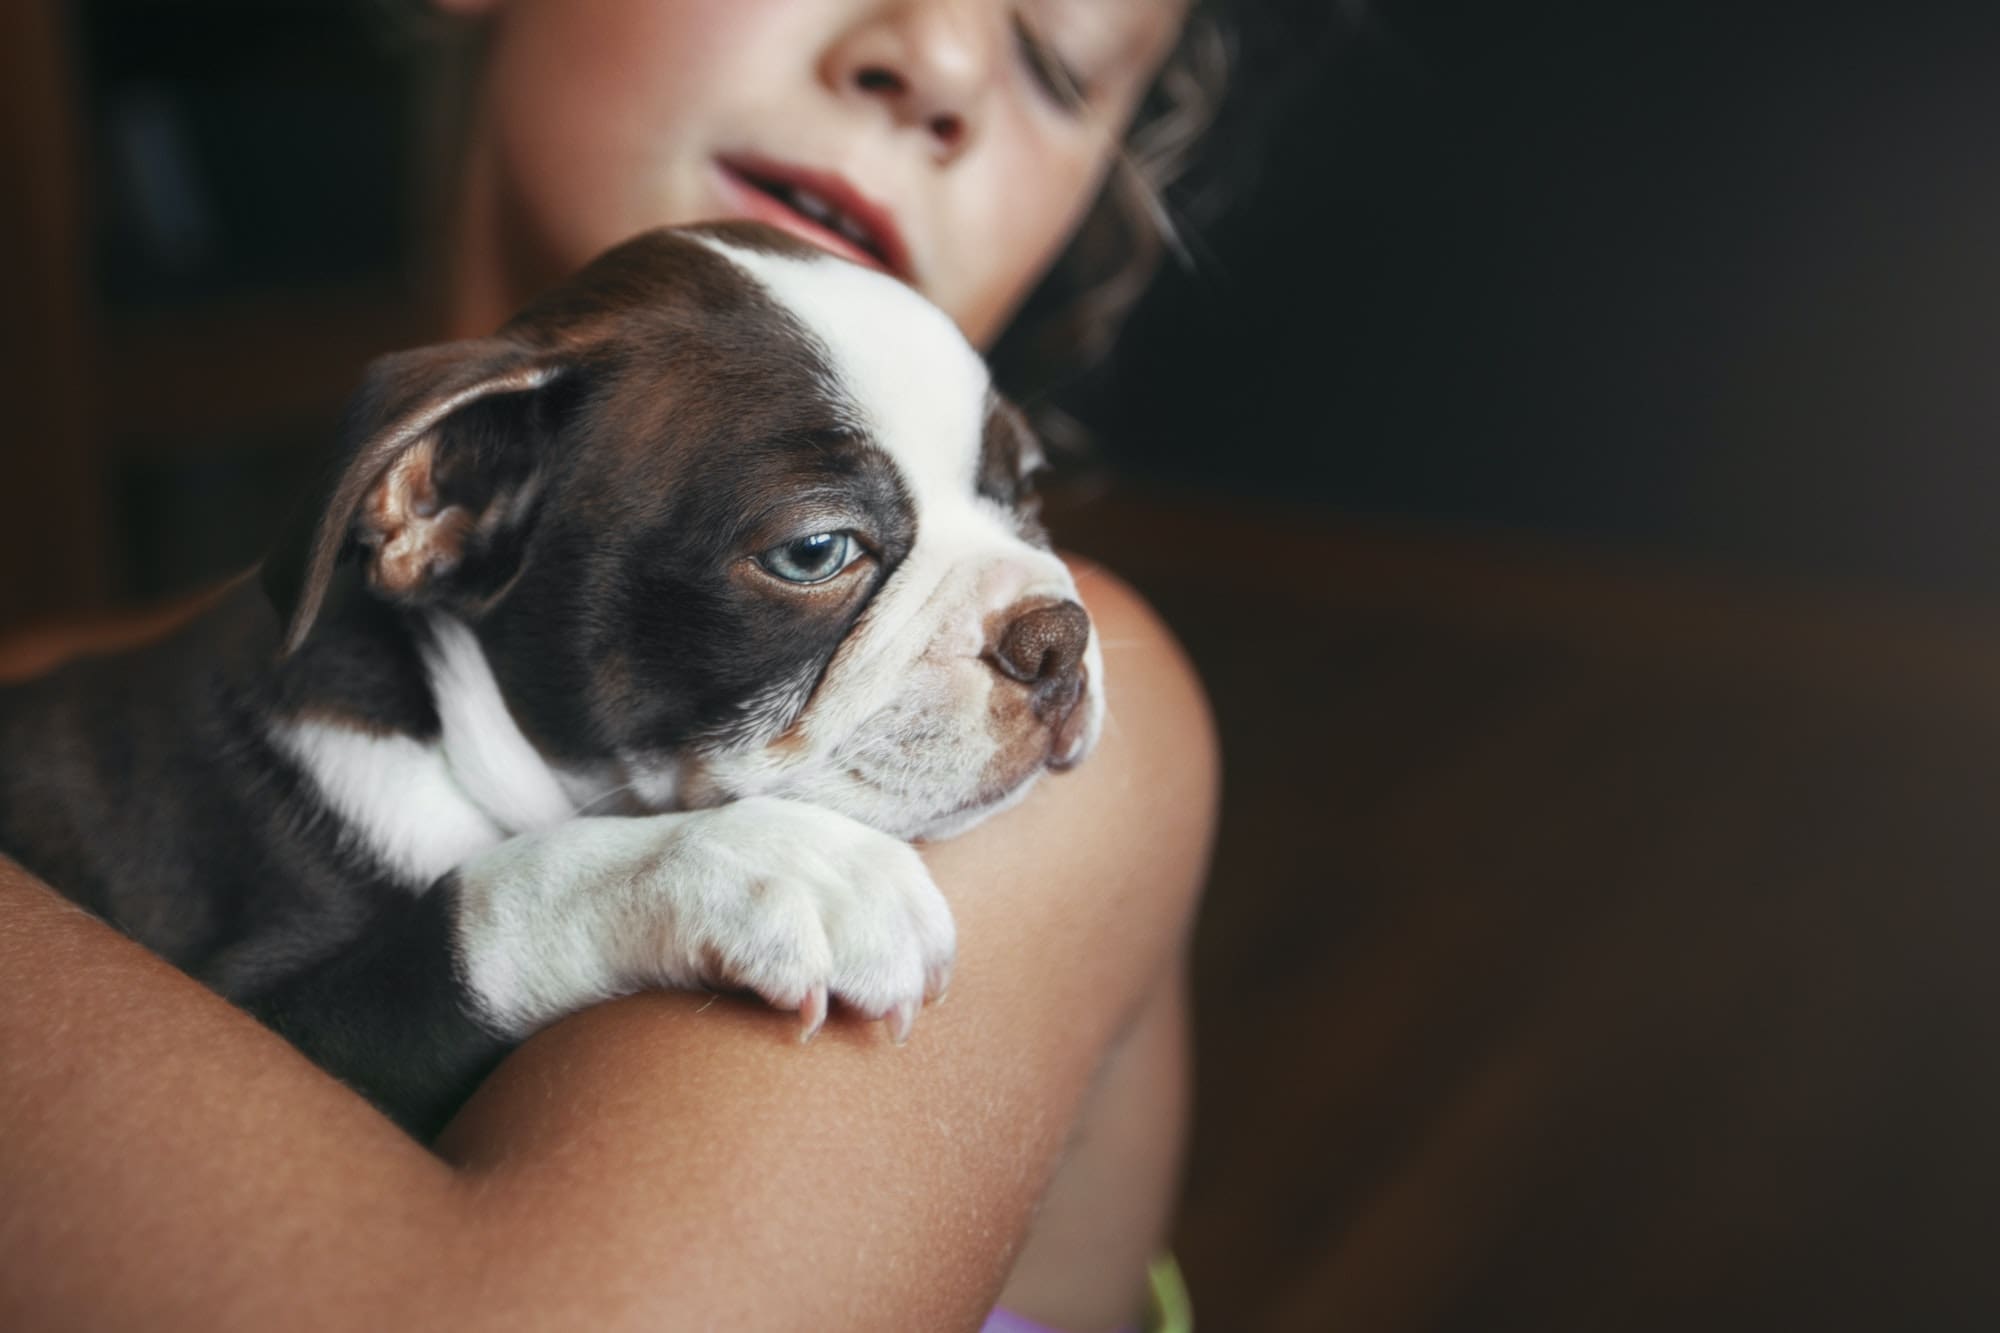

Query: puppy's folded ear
left=266, top=337, right=575, bottom=656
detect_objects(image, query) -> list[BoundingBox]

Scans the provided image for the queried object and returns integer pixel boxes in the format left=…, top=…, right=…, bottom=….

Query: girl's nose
left=822, top=1, right=1000, bottom=162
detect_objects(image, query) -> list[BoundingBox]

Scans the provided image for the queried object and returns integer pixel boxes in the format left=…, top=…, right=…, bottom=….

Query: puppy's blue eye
left=758, top=532, right=859, bottom=584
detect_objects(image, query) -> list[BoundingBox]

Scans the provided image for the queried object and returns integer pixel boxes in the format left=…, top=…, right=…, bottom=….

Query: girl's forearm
left=0, top=566, right=1218, bottom=1330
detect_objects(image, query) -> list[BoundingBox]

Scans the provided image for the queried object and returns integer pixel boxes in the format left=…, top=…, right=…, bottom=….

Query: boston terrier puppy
left=0, top=223, right=1103, bottom=1136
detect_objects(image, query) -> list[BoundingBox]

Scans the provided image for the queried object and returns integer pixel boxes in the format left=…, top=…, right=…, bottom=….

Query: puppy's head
left=273, top=223, right=1102, bottom=839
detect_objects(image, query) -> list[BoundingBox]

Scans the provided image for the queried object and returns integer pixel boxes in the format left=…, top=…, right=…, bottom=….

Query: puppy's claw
left=798, top=985, right=829, bottom=1043
left=926, top=959, right=953, bottom=1005
left=887, top=999, right=917, bottom=1046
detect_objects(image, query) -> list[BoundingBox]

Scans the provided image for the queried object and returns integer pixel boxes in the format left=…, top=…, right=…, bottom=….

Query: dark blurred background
left=5, top=2, right=2000, bottom=1328
left=1100, top=0, right=2000, bottom=600
left=8, top=0, right=2000, bottom=610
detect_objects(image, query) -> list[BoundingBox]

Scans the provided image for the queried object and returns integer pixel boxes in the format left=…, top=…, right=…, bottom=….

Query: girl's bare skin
left=1, top=4, right=1218, bottom=1327
left=1, top=567, right=1214, bottom=1330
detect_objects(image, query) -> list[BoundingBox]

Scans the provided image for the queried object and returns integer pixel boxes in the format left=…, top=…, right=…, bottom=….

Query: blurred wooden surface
left=98, top=282, right=425, bottom=456
left=0, top=0, right=110, bottom=622
left=1055, top=488, right=2000, bottom=1332
left=0, top=4, right=423, bottom=626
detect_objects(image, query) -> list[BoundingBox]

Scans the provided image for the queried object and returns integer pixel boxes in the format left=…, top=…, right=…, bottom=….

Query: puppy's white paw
left=451, top=798, right=955, bottom=1043
left=659, top=797, right=954, bottom=1041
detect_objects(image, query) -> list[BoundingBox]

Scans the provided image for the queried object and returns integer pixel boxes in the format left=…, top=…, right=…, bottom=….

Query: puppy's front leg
left=237, top=886, right=513, bottom=1139
left=452, top=796, right=957, bottom=1048
left=244, top=797, right=954, bottom=1137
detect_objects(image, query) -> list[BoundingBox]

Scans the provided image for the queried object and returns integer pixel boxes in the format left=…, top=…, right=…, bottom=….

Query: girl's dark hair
left=991, top=0, right=1342, bottom=435
left=987, top=1, right=1235, bottom=407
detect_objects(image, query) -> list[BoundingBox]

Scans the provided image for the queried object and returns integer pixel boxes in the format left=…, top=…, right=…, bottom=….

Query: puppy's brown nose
left=991, top=600, right=1091, bottom=722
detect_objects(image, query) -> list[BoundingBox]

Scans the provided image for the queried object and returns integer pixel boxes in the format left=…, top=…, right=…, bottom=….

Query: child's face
left=453, top=0, right=1187, bottom=346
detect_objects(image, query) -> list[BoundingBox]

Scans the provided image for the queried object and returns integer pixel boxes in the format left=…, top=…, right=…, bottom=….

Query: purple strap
left=981, top=1310, right=1136, bottom=1333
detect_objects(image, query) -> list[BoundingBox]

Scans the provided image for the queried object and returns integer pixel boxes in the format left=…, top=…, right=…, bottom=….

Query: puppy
left=0, top=224, right=1103, bottom=1136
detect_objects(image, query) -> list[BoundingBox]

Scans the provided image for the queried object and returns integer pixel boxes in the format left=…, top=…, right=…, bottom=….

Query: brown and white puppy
left=0, top=224, right=1102, bottom=1136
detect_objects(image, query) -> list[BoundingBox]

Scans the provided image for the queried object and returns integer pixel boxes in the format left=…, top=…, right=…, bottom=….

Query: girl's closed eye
left=1012, top=2, right=1182, bottom=126
left=1014, top=12, right=1091, bottom=113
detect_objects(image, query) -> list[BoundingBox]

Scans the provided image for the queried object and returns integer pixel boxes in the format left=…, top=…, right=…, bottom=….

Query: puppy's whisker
left=573, top=781, right=647, bottom=817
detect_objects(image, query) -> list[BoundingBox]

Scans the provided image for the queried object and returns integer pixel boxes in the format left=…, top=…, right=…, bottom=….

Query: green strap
left=1147, top=1254, right=1194, bottom=1333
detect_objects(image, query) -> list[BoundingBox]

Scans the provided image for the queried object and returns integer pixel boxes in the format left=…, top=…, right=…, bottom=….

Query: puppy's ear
left=266, top=337, right=573, bottom=656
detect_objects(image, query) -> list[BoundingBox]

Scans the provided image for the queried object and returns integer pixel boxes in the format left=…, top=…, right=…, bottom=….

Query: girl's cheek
left=951, top=141, right=1106, bottom=342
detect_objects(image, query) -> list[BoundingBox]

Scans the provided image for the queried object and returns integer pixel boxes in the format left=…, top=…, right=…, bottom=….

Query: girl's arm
left=0, top=564, right=1217, bottom=1331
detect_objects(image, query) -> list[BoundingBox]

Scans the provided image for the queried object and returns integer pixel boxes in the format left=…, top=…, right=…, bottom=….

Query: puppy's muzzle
left=988, top=599, right=1093, bottom=770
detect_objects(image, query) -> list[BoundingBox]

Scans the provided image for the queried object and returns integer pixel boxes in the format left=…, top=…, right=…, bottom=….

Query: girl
left=1, top=3, right=1228, bottom=1328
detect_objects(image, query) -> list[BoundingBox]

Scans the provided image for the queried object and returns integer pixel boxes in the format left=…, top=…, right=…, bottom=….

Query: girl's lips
left=713, top=158, right=915, bottom=282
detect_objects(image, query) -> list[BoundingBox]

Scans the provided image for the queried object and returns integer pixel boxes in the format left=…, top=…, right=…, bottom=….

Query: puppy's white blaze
left=693, top=235, right=989, bottom=502
left=270, top=720, right=504, bottom=889
left=421, top=616, right=579, bottom=835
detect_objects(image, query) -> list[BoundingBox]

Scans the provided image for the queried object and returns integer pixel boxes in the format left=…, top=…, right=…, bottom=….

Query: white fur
left=695, top=235, right=991, bottom=501
left=419, top=616, right=581, bottom=833
left=274, top=616, right=619, bottom=889
left=269, top=720, right=504, bottom=888
left=690, top=237, right=1106, bottom=837
left=452, top=796, right=954, bottom=1040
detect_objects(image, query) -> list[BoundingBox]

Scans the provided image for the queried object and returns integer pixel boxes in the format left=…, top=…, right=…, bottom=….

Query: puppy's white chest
left=270, top=720, right=506, bottom=888
left=274, top=617, right=611, bottom=889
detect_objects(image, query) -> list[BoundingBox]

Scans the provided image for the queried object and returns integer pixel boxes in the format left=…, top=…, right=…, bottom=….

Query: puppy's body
left=0, top=226, right=1102, bottom=1135
left=0, top=581, right=408, bottom=994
